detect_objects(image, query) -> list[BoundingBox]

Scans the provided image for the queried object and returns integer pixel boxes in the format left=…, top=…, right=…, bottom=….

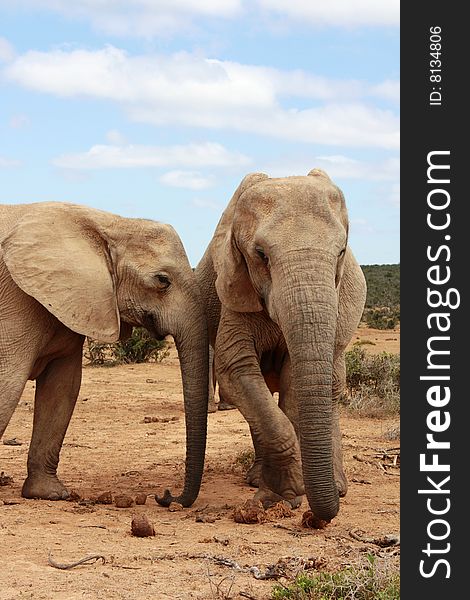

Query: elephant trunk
left=275, top=250, right=339, bottom=522
left=157, top=300, right=209, bottom=508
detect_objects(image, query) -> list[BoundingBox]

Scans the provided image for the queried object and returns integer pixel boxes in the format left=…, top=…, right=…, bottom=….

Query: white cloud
left=106, top=129, right=127, bottom=145
left=0, top=156, right=21, bottom=168
left=5, top=47, right=399, bottom=150
left=257, top=0, right=399, bottom=27
left=0, top=1, right=398, bottom=37
left=371, top=80, right=400, bottom=103
left=159, top=170, right=214, bottom=190
left=0, top=1, right=242, bottom=37
left=51, top=142, right=251, bottom=170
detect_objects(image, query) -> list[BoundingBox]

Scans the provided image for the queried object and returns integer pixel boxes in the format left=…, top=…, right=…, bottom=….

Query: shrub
left=362, top=307, right=400, bottom=330
left=115, top=327, right=170, bottom=364
left=360, top=264, right=400, bottom=329
left=271, top=554, right=400, bottom=600
left=84, top=339, right=119, bottom=366
left=344, top=346, right=400, bottom=416
left=232, top=448, right=256, bottom=475
left=85, top=327, right=169, bottom=366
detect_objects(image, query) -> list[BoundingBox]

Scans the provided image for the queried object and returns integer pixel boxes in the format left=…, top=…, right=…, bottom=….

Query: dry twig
left=48, top=552, right=106, bottom=570
left=349, top=528, right=400, bottom=547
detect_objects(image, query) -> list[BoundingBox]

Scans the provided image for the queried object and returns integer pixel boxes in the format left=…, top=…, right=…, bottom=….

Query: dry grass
left=271, top=554, right=400, bottom=599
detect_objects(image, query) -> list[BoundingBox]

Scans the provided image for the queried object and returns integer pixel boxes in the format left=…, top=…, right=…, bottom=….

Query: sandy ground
left=1, top=328, right=399, bottom=600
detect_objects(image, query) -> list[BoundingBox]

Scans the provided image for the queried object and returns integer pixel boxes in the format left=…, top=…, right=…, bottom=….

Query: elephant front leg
left=245, top=424, right=263, bottom=487
left=216, top=347, right=303, bottom=509
left=22, top=345, right=83, bottom=500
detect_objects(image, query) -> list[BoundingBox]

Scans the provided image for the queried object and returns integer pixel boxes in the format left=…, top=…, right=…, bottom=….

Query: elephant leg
left=245, top=424, right=263, bottom=487
left=216, top=332, right=303, bottom=508
left=332, top=352, right=348, bottom=497
left=22, top=344, right=83, bottom=500
left=246, top=369, right=280, bottom=487
left=278, top=354, right=299, bottom=436
left=278, top=355, right=305, bottom=495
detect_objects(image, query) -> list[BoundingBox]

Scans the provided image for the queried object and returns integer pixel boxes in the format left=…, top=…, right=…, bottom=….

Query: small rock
left=96, top=491, right=113, bottom=505
left=115, top=494, right=134, bottom=508
left=2, top=438, right=22, bottom=446
left=168, top=502, right=183, bottom=512
left=213, top=535, right=229, bottom=546
left=131, top=514, right=155, bottom=537
left=195, top=514, right=216, bottom=523
left=135, top=493, right=147, bottom=505
left=0, top=472, right=14, bottom=486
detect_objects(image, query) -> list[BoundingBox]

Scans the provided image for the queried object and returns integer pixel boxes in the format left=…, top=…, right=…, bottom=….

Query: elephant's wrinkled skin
left=0, top=202, right=209, bottom=506
left=195, top=170, right=366, bottom=523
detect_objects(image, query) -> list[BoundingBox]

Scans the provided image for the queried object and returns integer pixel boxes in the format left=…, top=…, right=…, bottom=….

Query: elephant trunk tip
left=305, top=492, right=339, bottom=526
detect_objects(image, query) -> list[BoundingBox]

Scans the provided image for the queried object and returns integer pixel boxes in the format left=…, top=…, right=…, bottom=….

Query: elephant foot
left=208, top=398, right=218, bottom=413
left=254, top=460, right=305, bottom=509
left=254, top=487, right=303, bottom=510
left=22, top=474, right=70, bottom=500
left=218, top=401, right=236, bottom=411
left=245, top=459, right=262, bottom=487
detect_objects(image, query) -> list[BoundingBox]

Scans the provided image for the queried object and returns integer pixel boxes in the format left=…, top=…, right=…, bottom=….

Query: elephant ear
left=1, top=203, right=120, bottom=342
left=211, top=173, right=268, bottom=312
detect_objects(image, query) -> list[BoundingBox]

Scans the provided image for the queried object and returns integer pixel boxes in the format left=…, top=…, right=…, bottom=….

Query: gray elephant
left=195, top=169, right=366, bottom=524
left=0, top=201, right=208, bottom=506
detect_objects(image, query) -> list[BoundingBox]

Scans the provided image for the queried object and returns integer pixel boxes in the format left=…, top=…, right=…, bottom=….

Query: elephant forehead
left=238, top=177, right=343, bottom=217
left=116, top=221, right=187, bottom=257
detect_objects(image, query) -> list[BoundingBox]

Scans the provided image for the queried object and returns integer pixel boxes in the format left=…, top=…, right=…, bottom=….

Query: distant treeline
left=360, top=264, right=400, bottom=329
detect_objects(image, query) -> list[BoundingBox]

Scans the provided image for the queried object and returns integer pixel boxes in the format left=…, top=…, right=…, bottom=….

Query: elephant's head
left=212, top=170, right=350, bottom=521
left=1, top=202, right=209, bottom=507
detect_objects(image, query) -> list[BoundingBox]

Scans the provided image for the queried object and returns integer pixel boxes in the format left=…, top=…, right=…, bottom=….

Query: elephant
left=0, top=201, right=209, bottom=506
left=195, top=169, right=366, bottom=524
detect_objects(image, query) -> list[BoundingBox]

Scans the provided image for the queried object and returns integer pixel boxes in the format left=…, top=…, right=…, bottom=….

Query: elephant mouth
left=142, top=313, right=168, bottom=341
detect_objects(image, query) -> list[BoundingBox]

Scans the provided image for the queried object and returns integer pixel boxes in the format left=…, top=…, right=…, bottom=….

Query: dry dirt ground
left=1, top=328, right=399, bottom=600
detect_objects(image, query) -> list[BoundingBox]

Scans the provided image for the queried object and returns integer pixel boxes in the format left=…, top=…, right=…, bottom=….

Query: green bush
left=272, top=555, right=400, bottom=600
left=360, top=264, right=400, bottom=329
left=344, top=346, right=400, bottom=416
left=115, top=327, right=170, bottom=364
left=362, top=307, right=400, bottom=330
left=361, top=265, right=399, bottom=310
left=85, top=327, right=169, bottom=366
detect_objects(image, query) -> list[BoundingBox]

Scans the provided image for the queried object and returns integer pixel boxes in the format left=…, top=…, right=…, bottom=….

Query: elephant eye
left=255, top=246, right=269, bottom=265
left=339, top=248, right=346, bottom=258
left=154, top=273, right=171, bottom=288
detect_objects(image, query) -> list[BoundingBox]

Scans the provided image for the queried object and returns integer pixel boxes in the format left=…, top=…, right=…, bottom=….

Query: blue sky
left=0, top=1, right=399, bottom=266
